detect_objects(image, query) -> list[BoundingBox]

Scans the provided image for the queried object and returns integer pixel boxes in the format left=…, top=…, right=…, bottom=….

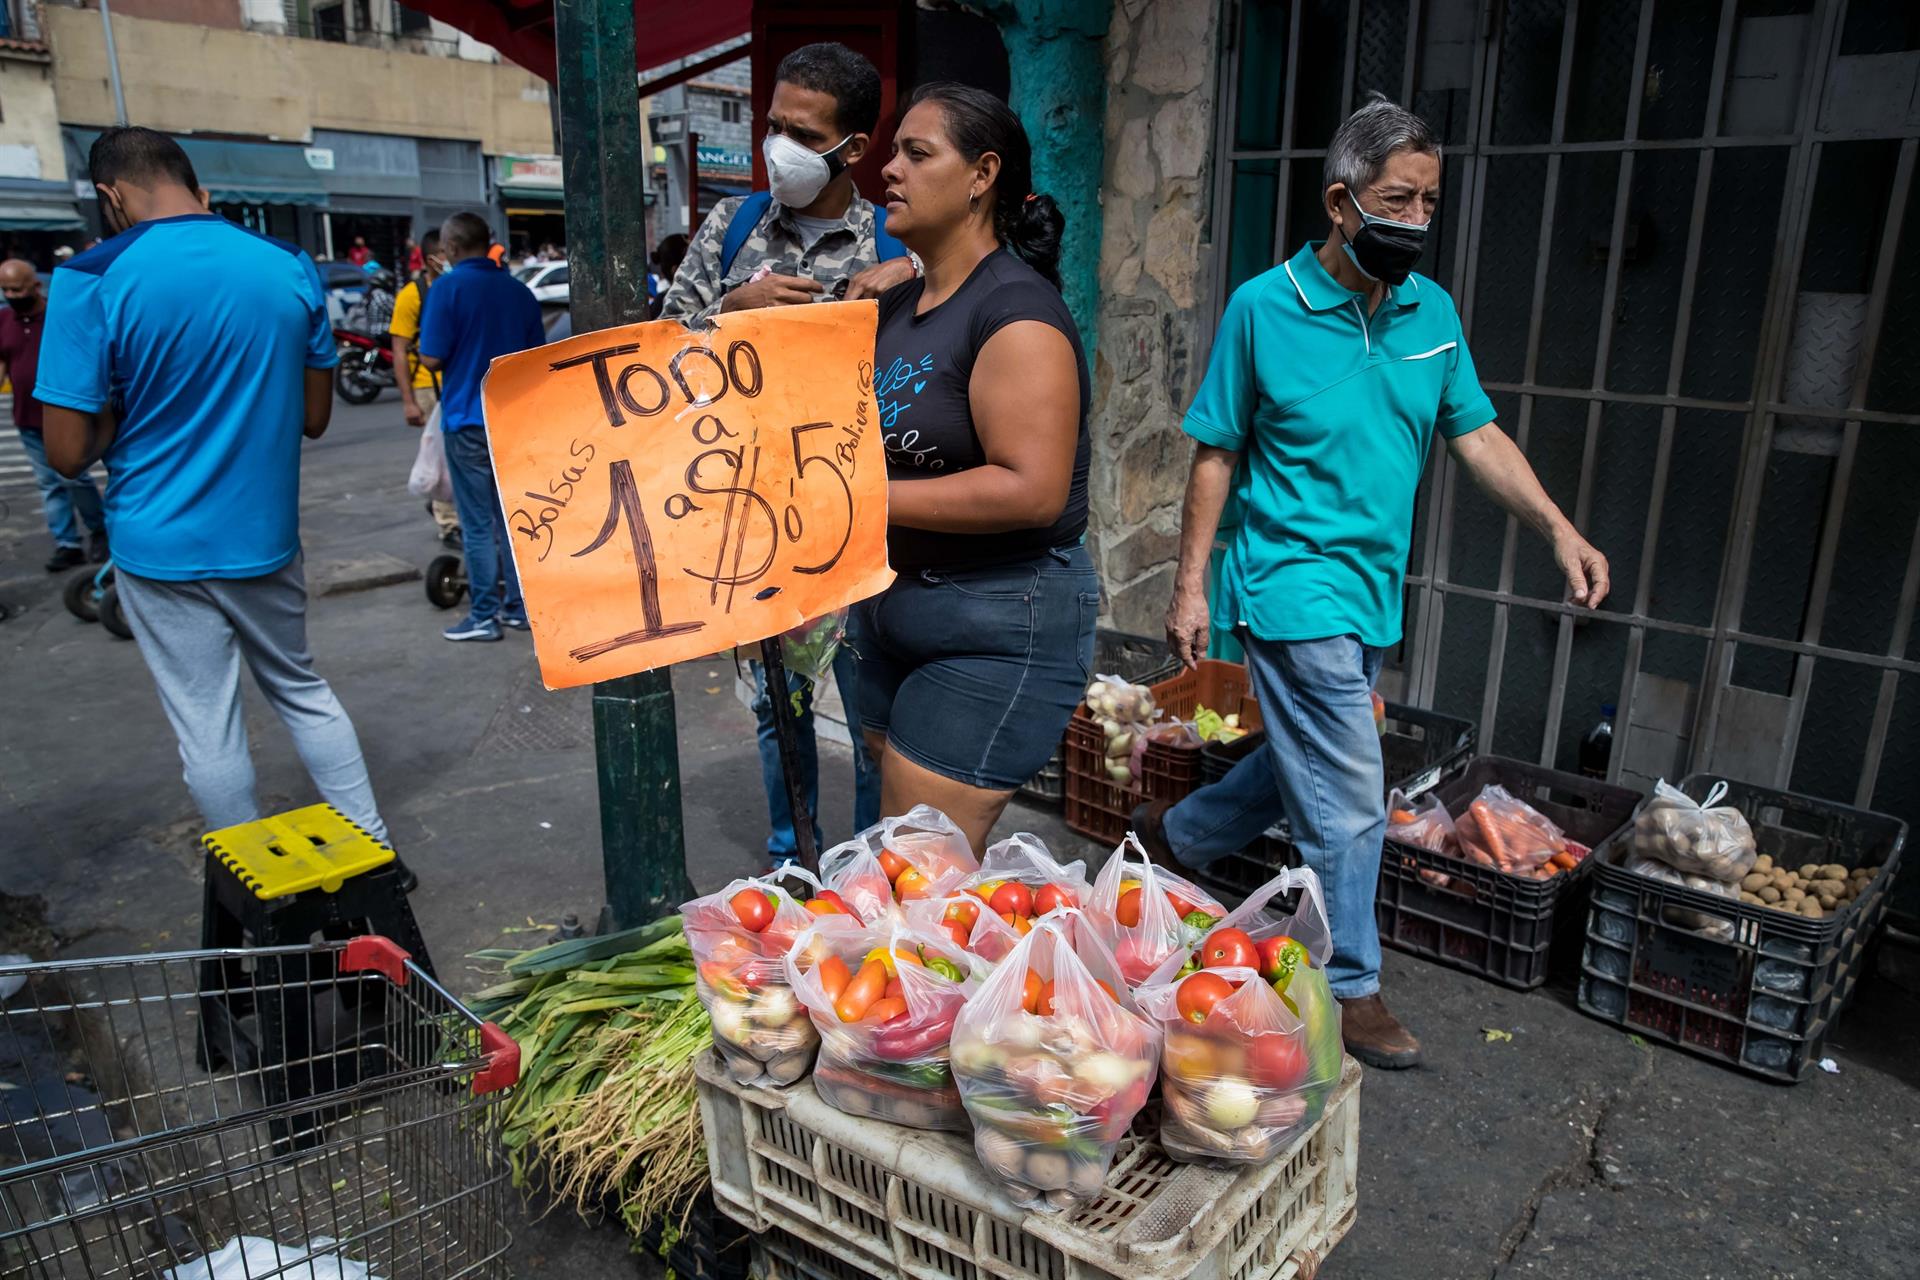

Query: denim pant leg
left=18, top=427, right=104, bottom=547
left=750, top=660, right=821, bottom=860
left=832, top=640, right=882, bottom=833
left=442, top=428, right=505, bottom=621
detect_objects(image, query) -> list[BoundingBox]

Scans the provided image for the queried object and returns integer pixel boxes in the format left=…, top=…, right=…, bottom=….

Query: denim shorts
left=852, top=544, right=1099, bottom=791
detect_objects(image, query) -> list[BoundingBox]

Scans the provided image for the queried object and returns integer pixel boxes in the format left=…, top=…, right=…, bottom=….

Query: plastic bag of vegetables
left=1083, top=673, right=1161, bottom=789
left=1629, top=779, right=1757, bottom=884
left=1087, top=835, right=1227, bottom=985
left=951, top=912, right=1160, bottom=1212
left=817, top=834, right=896, bottom=925
left=919, top=834, right=1093, bottom=963
left=781, top=608, right=849, bottom=684
left=785, top=919, right=976, bottom=1131
left=1622, top=854, right=1741, bottom=942
left=1137, top=867, right=1344, bottom=1165
left=684, top=868, right=850, bottom=1087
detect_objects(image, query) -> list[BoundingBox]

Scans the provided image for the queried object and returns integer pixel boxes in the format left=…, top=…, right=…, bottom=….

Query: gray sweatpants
left=115, top=556, right=388, bottom=842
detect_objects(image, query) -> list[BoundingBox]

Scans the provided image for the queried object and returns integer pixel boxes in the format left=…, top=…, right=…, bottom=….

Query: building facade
left=42, top=0, right=554, bottom=264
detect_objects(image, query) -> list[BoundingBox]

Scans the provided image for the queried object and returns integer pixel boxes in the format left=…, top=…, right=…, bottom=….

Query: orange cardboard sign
left=482, top=301, right=893, bottom=689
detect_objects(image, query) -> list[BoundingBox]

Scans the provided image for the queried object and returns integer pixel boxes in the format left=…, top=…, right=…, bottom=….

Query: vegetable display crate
left=696, top=1050, right=1359, bottom=1280
left=637, top=1186, right=751, bottom=1280
left=1372, top=758, right=1640, bottom=989
left=1190, top=704, right=1478, bottom=905
left=1064, top=660, right=1262, bottom=847
left=1577, top=775, right=1907, bottom=1082
left=1020, top=629, right=1177, bottom=806
left=752, top=1224, right=881, bottom=1280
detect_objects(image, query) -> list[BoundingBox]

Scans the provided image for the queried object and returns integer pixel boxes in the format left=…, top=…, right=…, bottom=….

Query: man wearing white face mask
left=659, top=42, right=915, bottom=326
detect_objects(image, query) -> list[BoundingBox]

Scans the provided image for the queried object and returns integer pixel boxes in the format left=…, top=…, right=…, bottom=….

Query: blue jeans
left=442, top=426, right=522, bottom=623
left=18, top=427, right=105, bottom=548
left=1164, top=634, right=1386, bottom=998
left=751, top=641, right=881, bottom=860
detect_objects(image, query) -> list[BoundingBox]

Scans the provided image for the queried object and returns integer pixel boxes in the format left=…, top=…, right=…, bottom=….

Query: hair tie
left=1024, top=193, right=1037, bottom=203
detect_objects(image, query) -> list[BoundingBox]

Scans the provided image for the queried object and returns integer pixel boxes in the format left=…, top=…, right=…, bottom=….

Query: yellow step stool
left=203, top=804, right=394, bottom=898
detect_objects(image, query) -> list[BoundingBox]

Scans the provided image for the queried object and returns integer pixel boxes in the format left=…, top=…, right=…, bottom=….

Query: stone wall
left=1085, top=0, right=1222, bottom=635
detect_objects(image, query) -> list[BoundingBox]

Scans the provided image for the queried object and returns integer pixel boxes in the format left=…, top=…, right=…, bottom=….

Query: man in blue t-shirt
left=38, top=126, right=388, bottom=847
left=418, top=210, right=544, bottom=642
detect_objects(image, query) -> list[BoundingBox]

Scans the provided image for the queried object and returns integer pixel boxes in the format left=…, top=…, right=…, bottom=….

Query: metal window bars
left=1204, top=0, right=1920, bottom=912
left=0, top=940, right=518, bottom=1280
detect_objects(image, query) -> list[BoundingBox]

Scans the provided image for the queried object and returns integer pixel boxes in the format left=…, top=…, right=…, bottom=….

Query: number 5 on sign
left=482, top=301, right=894, bottom=690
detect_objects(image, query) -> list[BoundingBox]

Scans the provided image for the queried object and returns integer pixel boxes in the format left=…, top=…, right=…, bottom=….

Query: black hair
left=441, top=212, right=491, bottom=255
left=420, top=228, right=440, bottom=251
left=906, top=82, right=1064, bottom=290
left=775, top=42, right=883, bottom=137
left=656, top=232, right=690, bottom=279
left=88, top=126, right=199, bottom=192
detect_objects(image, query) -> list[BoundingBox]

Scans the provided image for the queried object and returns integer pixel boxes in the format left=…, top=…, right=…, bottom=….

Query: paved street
left=3, top=394, right=1917, bottom=1278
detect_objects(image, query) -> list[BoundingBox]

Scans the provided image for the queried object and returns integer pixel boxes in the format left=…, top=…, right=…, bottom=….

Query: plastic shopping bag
left=780, top=609, right=850, bottom=685
left=950, top=914, right=1160, bottom=1212
left=817, top=807, right=980, bottom=920
left=1387, top=788, right=1455, bottom=854
left=406, top=404, right=451, bottom=501
left=1454, top=785, right=1576, bottom=877
left=1628, top=779, right=1757, bottom=883
left=1622, top=855, right=1742, bottom=942
left=1136, top=868, right=1344, bottom=1164
left=683, top=868, right=850, bottom=1086
left=785, top=919, right=975, bottom=1130
left=1087, top=835, right=1228, bottom=985
left=913, top=833, right=1094, bottom=965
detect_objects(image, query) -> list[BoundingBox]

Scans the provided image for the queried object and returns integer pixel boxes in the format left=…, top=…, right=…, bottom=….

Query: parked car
left=514, top=260, right=570, bottom=306
left=317, top=259, right=372, bottom=328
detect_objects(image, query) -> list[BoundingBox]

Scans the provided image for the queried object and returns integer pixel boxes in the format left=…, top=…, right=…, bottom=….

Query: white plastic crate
left=697, top=1051, right=1359, bottom=1280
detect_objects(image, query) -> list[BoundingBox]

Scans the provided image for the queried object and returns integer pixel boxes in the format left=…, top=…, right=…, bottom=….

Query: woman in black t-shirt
left=852, top=82, right=1098, bottom=849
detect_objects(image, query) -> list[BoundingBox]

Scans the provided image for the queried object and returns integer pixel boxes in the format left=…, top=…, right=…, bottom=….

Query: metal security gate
left=1207, top=0, right=1920, bottom=911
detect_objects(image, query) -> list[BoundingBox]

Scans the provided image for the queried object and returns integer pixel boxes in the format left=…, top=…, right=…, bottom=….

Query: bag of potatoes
left=1628, top=780, right=1756, bottom=883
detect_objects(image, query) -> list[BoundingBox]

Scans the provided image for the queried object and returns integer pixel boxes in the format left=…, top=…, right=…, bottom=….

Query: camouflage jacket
left=659, top=193, right=885, bottom=325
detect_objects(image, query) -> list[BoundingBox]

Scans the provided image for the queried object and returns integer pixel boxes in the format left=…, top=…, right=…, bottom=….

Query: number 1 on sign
left=568, top=459, right=704, bottom=662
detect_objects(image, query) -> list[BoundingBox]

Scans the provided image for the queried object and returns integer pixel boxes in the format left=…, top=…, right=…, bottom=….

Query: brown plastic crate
left=1063, top=661, right=1262, bottom=845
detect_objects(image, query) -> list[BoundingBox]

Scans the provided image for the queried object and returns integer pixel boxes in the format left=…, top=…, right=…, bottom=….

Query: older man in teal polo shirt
left=1133, top=94, right=1609, bottom=1070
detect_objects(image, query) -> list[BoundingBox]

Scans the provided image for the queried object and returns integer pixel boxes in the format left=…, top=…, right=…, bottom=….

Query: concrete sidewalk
left=3, top=395, right=1915, bottom=1278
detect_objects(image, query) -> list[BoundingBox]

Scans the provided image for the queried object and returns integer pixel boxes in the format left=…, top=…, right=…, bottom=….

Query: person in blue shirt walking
left=417, top=211, right=545, bottom=642
left=1131, top=95, right=1610, bottom=1070
left=38, top=126, right=390, bottom=849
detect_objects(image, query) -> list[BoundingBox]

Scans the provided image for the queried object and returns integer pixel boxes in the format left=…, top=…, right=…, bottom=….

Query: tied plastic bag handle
left=765, top=864, right=825, bottom=895
left=1228, top=865, right=1334, bottom=967
left=1701, top=779, right=1730, bottom=810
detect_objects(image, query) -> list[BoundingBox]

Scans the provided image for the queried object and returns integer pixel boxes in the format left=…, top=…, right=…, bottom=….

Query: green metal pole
left=553, top=0, right=695, bottom=927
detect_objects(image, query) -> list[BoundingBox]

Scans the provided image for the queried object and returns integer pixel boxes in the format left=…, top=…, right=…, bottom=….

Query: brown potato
left=1798, top=863, right=1820, bottom=879
left=1741, top=872, right=1771, bottom=892
left=1754, top=854, right=1774, bottom=873
left=1758, top=885, right=1781, bottom=903
left=1799, top=899, right=1823, bottom=919
left=1816, top=864, right=1847, bottom=881
left=1740, top=891, right=1765, bottom=905
left=1771, top=870, right=1794, bottom=888
left=1784, top=888, right=1806, bottom=904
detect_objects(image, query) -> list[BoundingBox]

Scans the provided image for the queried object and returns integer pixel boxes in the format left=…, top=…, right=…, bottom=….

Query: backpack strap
left=718, top=192, right=775, bottom=279
left=872, top=206, right=907, bottom=262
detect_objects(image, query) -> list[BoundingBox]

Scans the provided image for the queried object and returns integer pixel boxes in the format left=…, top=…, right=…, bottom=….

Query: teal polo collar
left=1282, top=242, right=1421, bottom=312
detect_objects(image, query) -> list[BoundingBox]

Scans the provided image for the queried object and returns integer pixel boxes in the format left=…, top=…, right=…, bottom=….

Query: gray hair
left=1324, top=92, right=1440, bottom=195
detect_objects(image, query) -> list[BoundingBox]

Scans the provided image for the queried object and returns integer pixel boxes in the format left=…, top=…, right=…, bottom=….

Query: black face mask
left=1339, top=193, right=1428, bottom=286
left=5, top=295, right=34, bottom=313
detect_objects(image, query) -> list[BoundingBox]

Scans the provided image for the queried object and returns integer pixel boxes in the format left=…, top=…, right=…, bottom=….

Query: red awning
left=407, top=0, right=750, bottom=84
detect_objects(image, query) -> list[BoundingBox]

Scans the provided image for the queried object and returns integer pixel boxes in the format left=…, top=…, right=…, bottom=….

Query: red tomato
left=862, top=996, right=909, bottom=1023
left=1033, top=883, right=1076, bottom=916
left=1248, top=1032, right=1309, bottom=1090
left=878, top=848, right=910, bottom=883
left=1116, top=886, right=1144, bottom=928
left=1035, top=979, right=1057, bottom=1017
left=814, top=889, right=851, bottom=915
left=729, top=888, right=775, bottom=933
left=989, top=882, right=1033, bottom=919
left=893, top=868, right=934, bottom=900
left=1202, top=927, right=1259, bottom=970
left=944, top=899, right=980, bottom=929
left=883, top=977, right=903, bottom=1001
left=1175, top=972, right=1235, bottom=1024
left=1095, top=979, right=1118, bottom=1002
left=941, top=920, right=971, bottom=949
left=1167, top=891, right=1196, bottom=919
left=1022, top=969, right=1044, bottom=1014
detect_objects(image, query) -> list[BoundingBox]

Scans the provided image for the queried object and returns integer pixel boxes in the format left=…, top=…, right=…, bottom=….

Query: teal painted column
left=979, top=0, right=1111, bottom=349
left=552, top=0, right=695, bottom=928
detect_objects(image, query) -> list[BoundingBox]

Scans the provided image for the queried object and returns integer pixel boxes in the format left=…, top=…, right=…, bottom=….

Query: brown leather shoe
left=1340, top=992, right=1422, bottom=1069
left=1127, top=798, right=1185, bottom=871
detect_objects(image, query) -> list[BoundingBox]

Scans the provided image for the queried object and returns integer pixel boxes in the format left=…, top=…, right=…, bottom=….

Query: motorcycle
left=332, top=325, right=396, bottom=405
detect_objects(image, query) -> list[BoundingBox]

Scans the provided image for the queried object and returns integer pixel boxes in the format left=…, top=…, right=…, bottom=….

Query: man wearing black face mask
left=0, top=258, right=106, bottom=570
left=1132, top=94, right=1609, bottom=1072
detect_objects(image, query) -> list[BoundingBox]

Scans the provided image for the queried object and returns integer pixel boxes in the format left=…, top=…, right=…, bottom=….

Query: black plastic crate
left=1578, top=774, right=1907, bottom=1082
left=1188, top=703, right=1478, bottom=905
left=750, top=1225, right=880, bottom=1280
left=1017, top=628, right=1175, bottom=805
left=638, top=1186, right=750, bottom=1280
left=1372, top=758, right=1641, bottom=989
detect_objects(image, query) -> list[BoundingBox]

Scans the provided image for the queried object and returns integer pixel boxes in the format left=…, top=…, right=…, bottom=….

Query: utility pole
left=551, top=0, right=694, bottom=929
left=97, top=0, right=130, bottom=125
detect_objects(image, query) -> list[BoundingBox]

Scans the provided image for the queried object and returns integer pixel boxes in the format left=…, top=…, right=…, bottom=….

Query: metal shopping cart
left=1, top=938, right=519, bottom=1279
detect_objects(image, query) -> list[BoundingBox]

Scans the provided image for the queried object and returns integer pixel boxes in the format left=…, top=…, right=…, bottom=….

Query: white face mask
left=762, top=133, right=853, bottom=209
